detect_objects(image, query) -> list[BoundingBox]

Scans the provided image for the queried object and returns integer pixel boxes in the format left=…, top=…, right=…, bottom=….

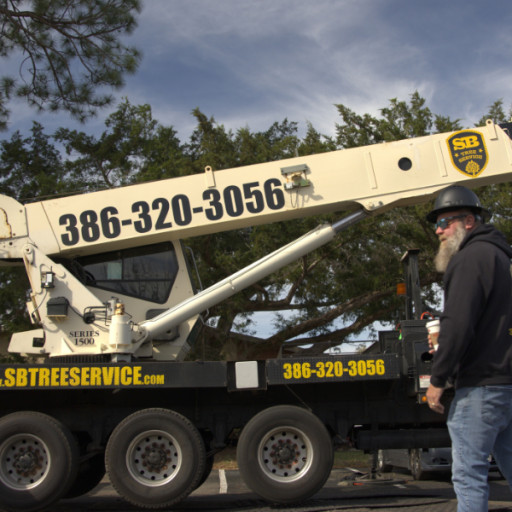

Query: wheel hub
left=270, top=439, right=298, bottom=467
left=127, top=430, right=181, bottom=486
left=142, top=443, right=171, bottom=472
left=0, top=434, right=49, bottom=490
left=259, top=428, right=312, bottom=481
left=14, top=447, right=44, bottom=475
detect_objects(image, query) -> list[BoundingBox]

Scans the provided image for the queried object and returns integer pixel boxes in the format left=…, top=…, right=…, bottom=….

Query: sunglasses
left=434, top=215, right=467, bottom=230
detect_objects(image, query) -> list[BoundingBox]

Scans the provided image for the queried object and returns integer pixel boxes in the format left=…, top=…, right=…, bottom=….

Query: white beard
left=434, top=223, right=467, bottom=273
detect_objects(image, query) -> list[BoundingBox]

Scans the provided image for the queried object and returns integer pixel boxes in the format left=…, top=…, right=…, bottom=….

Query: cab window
left=76, top=242, right=178, bottom=304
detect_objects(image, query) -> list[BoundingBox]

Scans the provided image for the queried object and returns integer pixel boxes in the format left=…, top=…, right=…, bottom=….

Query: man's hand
left=427, top=334, right=435, bottom=354
left=426, top=384, right=445, bottom=414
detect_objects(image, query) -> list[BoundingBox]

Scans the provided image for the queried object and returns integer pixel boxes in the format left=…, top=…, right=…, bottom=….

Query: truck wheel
left=0, top=411, right=79, bottom=511
left=194, top=454, right=214, bottom=490
left=409, top=449, right=427, bottom=480
left=105, top=408, right=206, bottom=508
left=237, top=405, right=333, bottom=504
left=377, top=449, right=392, bottom=472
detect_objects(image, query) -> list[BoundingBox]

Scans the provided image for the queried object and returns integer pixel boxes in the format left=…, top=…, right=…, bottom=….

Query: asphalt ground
left=52, top=468, right=512, bottom=512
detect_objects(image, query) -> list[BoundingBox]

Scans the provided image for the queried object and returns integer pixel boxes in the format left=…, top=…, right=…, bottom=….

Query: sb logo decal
left=447, top=130, right=488, bottom=178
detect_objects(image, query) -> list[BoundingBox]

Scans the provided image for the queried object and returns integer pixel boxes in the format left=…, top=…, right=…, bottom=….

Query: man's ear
left=464, top=214, right=477, bottom=229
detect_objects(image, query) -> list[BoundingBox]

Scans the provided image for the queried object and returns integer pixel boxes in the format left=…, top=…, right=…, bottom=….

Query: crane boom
left=2, top=120, right=512, bottom=361
left=1, top=120, right=511, bottom=261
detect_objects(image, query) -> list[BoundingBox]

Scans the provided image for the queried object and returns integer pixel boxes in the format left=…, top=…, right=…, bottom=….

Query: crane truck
left=0, top=119, right=511, bottom=511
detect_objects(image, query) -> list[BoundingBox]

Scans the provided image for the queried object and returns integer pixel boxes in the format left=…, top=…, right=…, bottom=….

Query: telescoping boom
left=2, top=120, right=511, bottom=360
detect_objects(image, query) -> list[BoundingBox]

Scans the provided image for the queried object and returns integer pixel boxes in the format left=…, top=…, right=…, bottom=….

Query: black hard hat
left=426, top=185, right=490, bottom=223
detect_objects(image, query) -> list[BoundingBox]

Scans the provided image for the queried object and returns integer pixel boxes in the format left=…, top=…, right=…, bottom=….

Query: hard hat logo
left=447, top=130, right=488, bottom=178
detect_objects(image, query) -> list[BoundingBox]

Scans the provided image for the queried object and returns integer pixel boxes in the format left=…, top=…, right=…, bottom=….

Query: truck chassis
left=0, top=319, right=449, bottom=510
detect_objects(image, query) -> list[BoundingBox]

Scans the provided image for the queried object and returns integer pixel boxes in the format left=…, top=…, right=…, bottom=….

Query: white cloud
left=3, top=0, right=512, bottom=142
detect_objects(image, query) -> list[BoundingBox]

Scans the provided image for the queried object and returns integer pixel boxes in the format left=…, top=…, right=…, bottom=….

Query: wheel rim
left=0, top=434, right=50, bottom=490
left=377, top=450, right=384, bottom=470
left=410, top=451, right=420, bottom=476
left=257, top=426, right=313, bottom=483
left=126, top=429, right=181, bottom=487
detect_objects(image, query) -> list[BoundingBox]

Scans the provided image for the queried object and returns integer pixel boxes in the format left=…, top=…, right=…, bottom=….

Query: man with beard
left=425, top=185, right=512, bottom=512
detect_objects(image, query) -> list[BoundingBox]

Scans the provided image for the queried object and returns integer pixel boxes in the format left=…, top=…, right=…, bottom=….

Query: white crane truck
left=0, top=120, right=511, bottom=511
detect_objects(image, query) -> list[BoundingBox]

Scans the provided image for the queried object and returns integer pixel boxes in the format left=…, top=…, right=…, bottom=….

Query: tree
left=475, top=99, right=512, bottom=242
left=476, top=99, right=512, bottom=126
left=335, top=92, right=460, bottom=146
left=190, top=93, right=466, bottom=360
left=58, top=94, right=492, bottom=362
left=55, top=99, right=186, bottom=189
left=183, top=111, right=307, bottom=359
left=0, top=0, right=141, bottom=130
left=0, top=121, right=71, bottom=339
left=0, top=121, right=69, bottom=199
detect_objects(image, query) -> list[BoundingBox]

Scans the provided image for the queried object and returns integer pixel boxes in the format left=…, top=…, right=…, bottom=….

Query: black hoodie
left=431, top=224, right=512, bottom=389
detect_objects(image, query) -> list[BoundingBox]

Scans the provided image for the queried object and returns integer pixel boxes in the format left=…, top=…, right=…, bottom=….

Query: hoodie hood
left=461, top=224, right=512, bottom=258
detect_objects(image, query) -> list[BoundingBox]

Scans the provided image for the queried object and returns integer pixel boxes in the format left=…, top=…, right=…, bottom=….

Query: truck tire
left=105, top=408, right=206, bottom=508
left=377, top=449, right=392, bottom=472
left=0, top=411, right=79, bottom=512
left=195, top=454, right=214, bottom=490
left=409, top=448, right=428, bottom=480
left=237, top=405, right=333, bottom=504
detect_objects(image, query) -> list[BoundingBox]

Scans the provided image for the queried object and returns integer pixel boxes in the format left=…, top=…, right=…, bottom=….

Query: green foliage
left=0, top=92, right=509, bottom=360
left=0, top=268, right=31, bottom=334
left=330, top=93, right=464, bottom=343
left=0, top=0, right=141, bottom=129
left=0, top=121, right=69, bottom=200
left=475, top=99, right=512, bottom=241
left=335, top=91, right=462, bottom=148
left=476, top=99, right=512, bottom=126
left=55, top=100, right=186, bottom=189
left=0, top=121, right=73, bottom=333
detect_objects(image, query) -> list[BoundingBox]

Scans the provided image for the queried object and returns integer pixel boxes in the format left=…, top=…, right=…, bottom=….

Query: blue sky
left=4, top=0, right=512, bottom=142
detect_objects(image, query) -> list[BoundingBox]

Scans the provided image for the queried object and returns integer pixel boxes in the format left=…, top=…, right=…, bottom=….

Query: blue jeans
left=447, top=385, right=512, bottom=512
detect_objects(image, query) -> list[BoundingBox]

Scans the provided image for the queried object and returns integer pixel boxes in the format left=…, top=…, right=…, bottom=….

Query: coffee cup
left=426, top=319, right=440, bottom=351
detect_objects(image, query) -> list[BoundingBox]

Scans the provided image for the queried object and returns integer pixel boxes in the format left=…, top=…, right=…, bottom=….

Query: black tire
left=0, top=411, right=79, bottom=512
left=63, top=452, right=105, bottom=498
left=193, top=454, right=215, bottom=491
left=377, top=449, right=392, bottom=473
left=409, top=449, right=427, bottom=480
left=237, top=405, right=333, bottom=504
left=105, top=408, right=206, bottom=509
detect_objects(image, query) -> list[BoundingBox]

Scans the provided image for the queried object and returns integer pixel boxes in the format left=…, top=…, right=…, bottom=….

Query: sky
left=4, top=0, right=512, bottom=143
